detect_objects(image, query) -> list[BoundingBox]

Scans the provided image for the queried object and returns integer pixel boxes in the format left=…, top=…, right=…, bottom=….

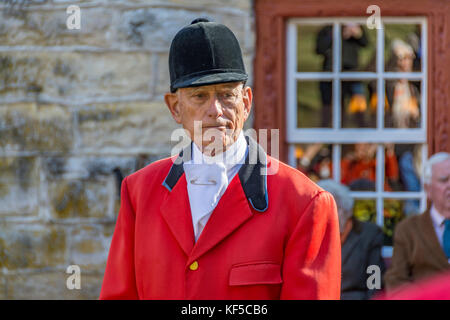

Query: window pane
left=384, top=143, right=423, bottom=193
left=384, top=80, right=421, bottom=128
left=341, top=24, right=377, bottom=72
left=383, top=199, right=419, bottom=246
left=341, top=80, right=377, bottom=128
left=297, top=24, right=333, bottom=72
left=294, top=143, right=332, bottom=181
left=297, top=80, right=332, bottom=128
left=341, top=143, right=377, bottom=191
left=353, top=199, right=377, bottom=223
left=385, top=24, right=422, bottom=72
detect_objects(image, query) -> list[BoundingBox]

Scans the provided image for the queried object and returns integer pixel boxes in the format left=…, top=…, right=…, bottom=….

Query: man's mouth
left=203, top=124, right=229, bottom=130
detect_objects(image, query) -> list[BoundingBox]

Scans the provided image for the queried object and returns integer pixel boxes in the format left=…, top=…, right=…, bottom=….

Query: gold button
left=189, top=261, right=199, bottom=271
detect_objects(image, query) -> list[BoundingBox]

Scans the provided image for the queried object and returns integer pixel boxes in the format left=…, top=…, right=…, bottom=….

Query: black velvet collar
left=162, top=136, right=268, bottom=212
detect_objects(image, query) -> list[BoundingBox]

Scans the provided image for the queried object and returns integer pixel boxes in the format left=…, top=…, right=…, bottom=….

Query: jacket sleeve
left=99, top=177, right=139, bottom=299
left=383, top=221, right=412, bottom=291
left=280, top=191, right=341, bottom=300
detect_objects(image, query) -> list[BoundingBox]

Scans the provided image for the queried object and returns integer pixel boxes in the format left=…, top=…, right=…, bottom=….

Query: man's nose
left=207, top=95, right=223, bottom=118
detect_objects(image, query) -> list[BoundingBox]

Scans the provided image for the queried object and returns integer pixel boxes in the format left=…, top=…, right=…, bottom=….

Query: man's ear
left=164, top=91, right=182, bottom=124
left=242, top=86, right=253, bottom=120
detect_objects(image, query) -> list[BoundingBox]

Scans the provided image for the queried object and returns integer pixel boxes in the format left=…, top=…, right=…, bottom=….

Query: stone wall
left=0, top=0, right=255, bottom=299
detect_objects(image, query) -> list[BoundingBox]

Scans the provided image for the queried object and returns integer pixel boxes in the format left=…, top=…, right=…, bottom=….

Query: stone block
left=0, top=274, right=6, bottom=299
left=0, top=7, right=118, bottom=48
left=154, top=53, right=170, bottom=97
left=116, top=7, right=250, bottom=51
left=43, top=156, right=137, bottom=180
left=77, top=101, right=179, bottom=155
left=0, top=156, right=39, bottom=216
left=68, top=224, right=114, bottom=271
left=47, top=177, right=113, bottom=220
left=0, top=103, right=73, bottom=153
left=0, top=223, right=68, bottom=269
left=167, top=0, right=252, bottom=11
left=0, top=52, right=152, bottom=101
left=42, top=155, right=145, bottom=220
left=5, top=271, right=104, bottom=299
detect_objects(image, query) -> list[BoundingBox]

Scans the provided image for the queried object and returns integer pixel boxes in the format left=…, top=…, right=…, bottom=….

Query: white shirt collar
left=191, top=131, right=247, bottom=170
left=430, top=204, right=446, bottom=228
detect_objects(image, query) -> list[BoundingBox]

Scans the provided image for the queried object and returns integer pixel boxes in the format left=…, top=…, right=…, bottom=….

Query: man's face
left=425, top=159, right=450, bottom=217
left=165, top=81, right=252, bottom=155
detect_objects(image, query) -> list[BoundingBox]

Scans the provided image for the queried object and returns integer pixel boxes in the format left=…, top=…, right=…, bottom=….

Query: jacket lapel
left=160, top=174, right=195, bottom=257
left=418, top=209, right=449, bottom=267
left=188, top=175, right=254, bottom=263
left=160, top=149, right=195, bottom=257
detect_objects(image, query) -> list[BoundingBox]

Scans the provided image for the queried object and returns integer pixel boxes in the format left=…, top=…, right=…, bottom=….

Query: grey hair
left=391, top=38, right=414, bottom=57
left=423, top=152, right=450, bottom=184
left=317, top=179, right=354, bottom=217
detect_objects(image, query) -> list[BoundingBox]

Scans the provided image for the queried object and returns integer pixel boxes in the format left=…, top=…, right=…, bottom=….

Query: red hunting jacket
left=100, top=137, right=341, bottom=299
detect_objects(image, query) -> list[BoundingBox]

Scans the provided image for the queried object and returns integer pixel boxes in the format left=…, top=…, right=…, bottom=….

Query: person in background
left=316, top=24, right=369, bottom=128
left=386, top=39, right=420, bottom=129
left=318, top=179, right=385, bottom=300
left=340, top=143, right=400, bottom=191
left=384, top=152, right=450, bottom=292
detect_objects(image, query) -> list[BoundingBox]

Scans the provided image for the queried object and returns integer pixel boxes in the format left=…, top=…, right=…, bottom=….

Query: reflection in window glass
left=341, top=144, right=377, bottom=191
left=385, top=24, right=422, bottom=72
left=341, top=24, right=377, bottom=72
left=297, top=80, right=332, bottom=128
left=353, top=199, right=377, bottom=223
left=341, top=80, right=377, bottom=128
left=385, top=80, right=421, bottom=128
left=294, top=143, right=332, bottom=182
left=385, top=144, right=422, bottom=212
left=297, top=24, right=333, bottom=72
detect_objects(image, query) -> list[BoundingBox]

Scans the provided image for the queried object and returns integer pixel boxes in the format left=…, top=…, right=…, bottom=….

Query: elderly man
left=99, top=18, right=341, bottom=300
left=318, top=179, right=385, bottom=299
left=384, top=152, right=450, bottom=291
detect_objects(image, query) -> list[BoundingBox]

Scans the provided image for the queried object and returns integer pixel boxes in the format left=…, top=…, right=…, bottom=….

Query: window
left=286, top=17, right=427, bottom=256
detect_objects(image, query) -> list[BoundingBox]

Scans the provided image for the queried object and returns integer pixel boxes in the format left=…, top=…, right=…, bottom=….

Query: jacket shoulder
left=393, top=212, right=425, bottom=239
left=358, top=220, right=384, bottom=244
left=268, top=156, right=327, bottom=198
left=361, top=220, right=383, bottom=234
left=126, top=155, right=176, bottom=189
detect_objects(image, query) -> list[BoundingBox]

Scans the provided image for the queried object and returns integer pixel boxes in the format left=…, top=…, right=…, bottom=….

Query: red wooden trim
left=253, top=0, right=450, bottom=163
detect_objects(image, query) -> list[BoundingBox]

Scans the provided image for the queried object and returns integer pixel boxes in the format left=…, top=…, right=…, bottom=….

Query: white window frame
left=286, top=17, right=428, bottom=257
